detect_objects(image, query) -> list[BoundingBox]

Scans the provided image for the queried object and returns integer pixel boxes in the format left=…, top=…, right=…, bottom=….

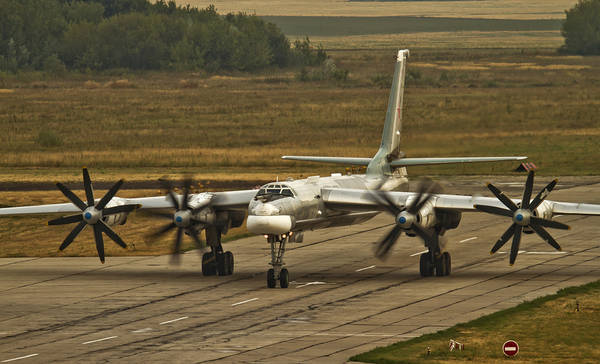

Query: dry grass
left=182, top=0, right=576, bottom=19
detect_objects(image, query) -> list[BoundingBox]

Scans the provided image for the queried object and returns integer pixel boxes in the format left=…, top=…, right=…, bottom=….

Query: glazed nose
left=253, top=202, right=280, bottom=216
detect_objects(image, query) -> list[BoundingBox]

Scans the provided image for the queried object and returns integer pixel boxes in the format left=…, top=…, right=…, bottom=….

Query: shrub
left=561, top=0, right=600, bottom=55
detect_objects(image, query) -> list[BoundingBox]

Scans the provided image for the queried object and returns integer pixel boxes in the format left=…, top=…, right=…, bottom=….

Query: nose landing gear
left=266, top=233, right=290, bottom=288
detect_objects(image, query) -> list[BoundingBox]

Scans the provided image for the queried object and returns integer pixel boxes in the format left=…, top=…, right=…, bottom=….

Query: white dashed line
left=159, top=316, right=188, bottom=325
left=410, top=249, right=428, bottom=257
left=231, top=298, right=258, bottom=306
left=132, top=328, right=153, bottom=333
left=459, top=237, right=478, bottom=243
left=296, top=281, right=326, bottom=288
left=355, top=265, right=376, bottom=272
left=82, top=336, right=117, bottom=345
left=2, top=354, right=39, bottom=362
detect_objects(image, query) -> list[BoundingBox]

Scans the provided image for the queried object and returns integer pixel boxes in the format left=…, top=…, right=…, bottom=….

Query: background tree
left=561, top=0, right=600, bottom=54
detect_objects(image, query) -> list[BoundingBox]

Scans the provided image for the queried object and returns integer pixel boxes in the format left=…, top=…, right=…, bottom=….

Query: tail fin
left=366, top=49, right=409, bottom=176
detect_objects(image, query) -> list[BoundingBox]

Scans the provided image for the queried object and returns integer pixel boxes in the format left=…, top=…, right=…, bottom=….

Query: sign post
left=502, top=340, right=519, bottom=357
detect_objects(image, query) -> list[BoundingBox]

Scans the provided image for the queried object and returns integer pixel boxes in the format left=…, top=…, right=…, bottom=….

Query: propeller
left=371, top=179, right=441, bottom=260
left=474, top=170, right=569, bottom=265
left=146, top=178, right=210, bottom=263
left=48, top=168, right=140, bottom=263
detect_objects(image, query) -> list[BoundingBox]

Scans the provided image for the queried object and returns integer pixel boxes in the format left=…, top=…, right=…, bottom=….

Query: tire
left=225, top=251, right=234, bottom=275
left=267, top=269, right=276, bottom=288
left=279, top=268, right=289, bottom=288
left=420, top=252, right=434, bottom=277
left=435, top=254, right=446, bottom=277
left=443, top=252, right=451, bottom=276
left=202, top=252, right=216, bottom=276
left=217, top=253, right=227, bottom=276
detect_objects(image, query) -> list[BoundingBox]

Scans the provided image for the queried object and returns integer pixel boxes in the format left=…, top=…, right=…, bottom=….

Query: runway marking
left=159, top=316, right=188, bottom=325
left=231, top=298, right=258, bottom=306
left=132, top=328, right=153, bottom=333
left=82, top=336, right=117, bottom=345
left=296, top=281, right=326, bottom=288
left=313, top=332, right=395, bottom=337
left=1, top=354, right=39, bottom=362
left=459, top=237, right=478, bottom=243
left=355, top=265, right=376, bottom=272
left=498, top=250, right=527, bottom=254
left=410, top=249, right=428, bottom=257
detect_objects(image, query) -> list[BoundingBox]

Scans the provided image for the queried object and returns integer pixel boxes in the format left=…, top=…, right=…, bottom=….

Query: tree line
left=0, top=0, right=327, bottom=73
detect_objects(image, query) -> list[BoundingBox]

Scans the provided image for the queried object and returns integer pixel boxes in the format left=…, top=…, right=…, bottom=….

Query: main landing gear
left=419, top=251, right=451, bottom=277
left=266, top=233, right=290, bottom=288
left=202, top=227, right=234, bottom=276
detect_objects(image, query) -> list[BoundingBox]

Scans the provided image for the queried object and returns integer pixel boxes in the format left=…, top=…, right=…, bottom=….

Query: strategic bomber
left=1, top=49, right=600, bottom=289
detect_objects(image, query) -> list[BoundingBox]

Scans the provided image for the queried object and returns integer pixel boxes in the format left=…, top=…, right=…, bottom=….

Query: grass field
left=351, top=279, right=600, bottom=363
left=182, top=1, right=577, bottom=19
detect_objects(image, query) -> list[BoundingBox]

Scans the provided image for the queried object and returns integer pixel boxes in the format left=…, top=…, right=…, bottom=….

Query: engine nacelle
left=194, top=207, right=217, bottom=225
left=533, top=200, right=553, bottom=220
left=101, top=198, right=131, bottom=226
left=416, top=200, right=437, bottom=229
left=435, top=210, right=462, bottom=230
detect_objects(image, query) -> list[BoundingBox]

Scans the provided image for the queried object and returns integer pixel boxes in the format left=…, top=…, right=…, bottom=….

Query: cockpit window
left=256, top=184, right=295, bottom=200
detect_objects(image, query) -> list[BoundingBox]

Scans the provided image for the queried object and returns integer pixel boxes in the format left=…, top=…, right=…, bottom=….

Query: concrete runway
left=1, top=178, right=600, bottom=363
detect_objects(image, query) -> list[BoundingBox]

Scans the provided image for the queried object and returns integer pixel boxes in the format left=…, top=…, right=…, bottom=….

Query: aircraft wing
left=0, top=190, right=258, bottom=216
left=321, top=188, right=600, bottom=216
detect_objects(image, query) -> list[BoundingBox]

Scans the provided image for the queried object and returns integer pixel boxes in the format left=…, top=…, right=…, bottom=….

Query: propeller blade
left=521, top=170, right=535, bottom=209
left=95, top=179, right=124, bottom=210
left=529, top=179, right=558, bottom=210
left=147, top=222, right=177, bottom=240
left=474, top=204, right=513, bottom=218
left=375, top=224, right=403, bottom=260
left=48, top=214, right=83, bottom=226
left=487, top=183, right=518, bottom=212
left=171, top=227, right=184, bottom=264
left=509, top=225, right=523, bottom=265
left=82, top=168, right=95, bottom=207
left=93, top=224, right=105, bottom=263
left=56, top=182, right=87, bottom=210
left=59, top=221, right=87, bottom=251
left=490, top=223, right=517, bottom=254
left=372, top=191, right=402, bottom=216
left=411, top=223, right=437, bottom=250
left=407, top=182, right=429, bottom=214
left=159, top=179, right=181, bottom=210
left=98, top=220, right=127, bottom=249
left=529, top=223, right=562, bottom=251
left=102, top=204, right=140, bottom=216
left=188, top=228, right=204, bottom=250
left=181, top=178, right=192, bottom=211
left=530, top=216, right=570, bottom=230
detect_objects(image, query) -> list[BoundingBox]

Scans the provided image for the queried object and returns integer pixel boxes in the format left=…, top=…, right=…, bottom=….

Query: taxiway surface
left=1, top=178, right=600, bottom=363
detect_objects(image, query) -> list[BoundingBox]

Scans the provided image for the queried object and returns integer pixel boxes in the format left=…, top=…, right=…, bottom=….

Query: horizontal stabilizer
left=282, top=155, right=526, bottom=167
left=281, top=156, right=371, bottom=165
left=390, top=156, right=527, bottom=167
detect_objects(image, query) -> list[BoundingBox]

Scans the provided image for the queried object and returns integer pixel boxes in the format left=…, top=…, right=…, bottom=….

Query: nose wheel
left=266, top=234, right=290, bottom=288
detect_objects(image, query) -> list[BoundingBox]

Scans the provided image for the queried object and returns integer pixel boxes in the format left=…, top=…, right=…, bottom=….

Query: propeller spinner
left=48, top=168, right=140, bottom=263
left=474, top=170, right=569, bottom=265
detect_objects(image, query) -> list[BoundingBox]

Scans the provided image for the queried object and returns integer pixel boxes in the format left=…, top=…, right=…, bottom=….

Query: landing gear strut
left=419, top=230, right=451, bottom=277
left=202, top=227, right=234, bottom=276
left=266, top=234, right=289, bottom=288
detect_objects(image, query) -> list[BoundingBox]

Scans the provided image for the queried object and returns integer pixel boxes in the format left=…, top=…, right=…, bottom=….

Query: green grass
left=351, top=279, right=600, bottom=363
left=261, top=16, right=561, bottom=37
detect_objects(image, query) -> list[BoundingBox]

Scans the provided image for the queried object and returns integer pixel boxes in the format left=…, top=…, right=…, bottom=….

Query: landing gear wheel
left=225, top=251, right=234, bottom=275
left=279, top=268, right=289, bottom=288
left=435, top=254, right=446, bottom=277
left=217, top=253, right=228, bottom=276
left=202, top=252, right=216, bottom=276
left=443, top=252, right=451, bottom=276
left=419, top=252, right=434, bottom=277
left=267, top=268, right=276, bottom=288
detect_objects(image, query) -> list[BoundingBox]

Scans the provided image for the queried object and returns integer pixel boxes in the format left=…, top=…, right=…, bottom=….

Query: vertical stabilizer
left=367, top=49, right=409, bottom=176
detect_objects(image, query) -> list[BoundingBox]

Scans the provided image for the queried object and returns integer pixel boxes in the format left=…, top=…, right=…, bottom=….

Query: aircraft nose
left=252, top=202, right=280, bottom=216
left=247, top=215, right=294, bottom=234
